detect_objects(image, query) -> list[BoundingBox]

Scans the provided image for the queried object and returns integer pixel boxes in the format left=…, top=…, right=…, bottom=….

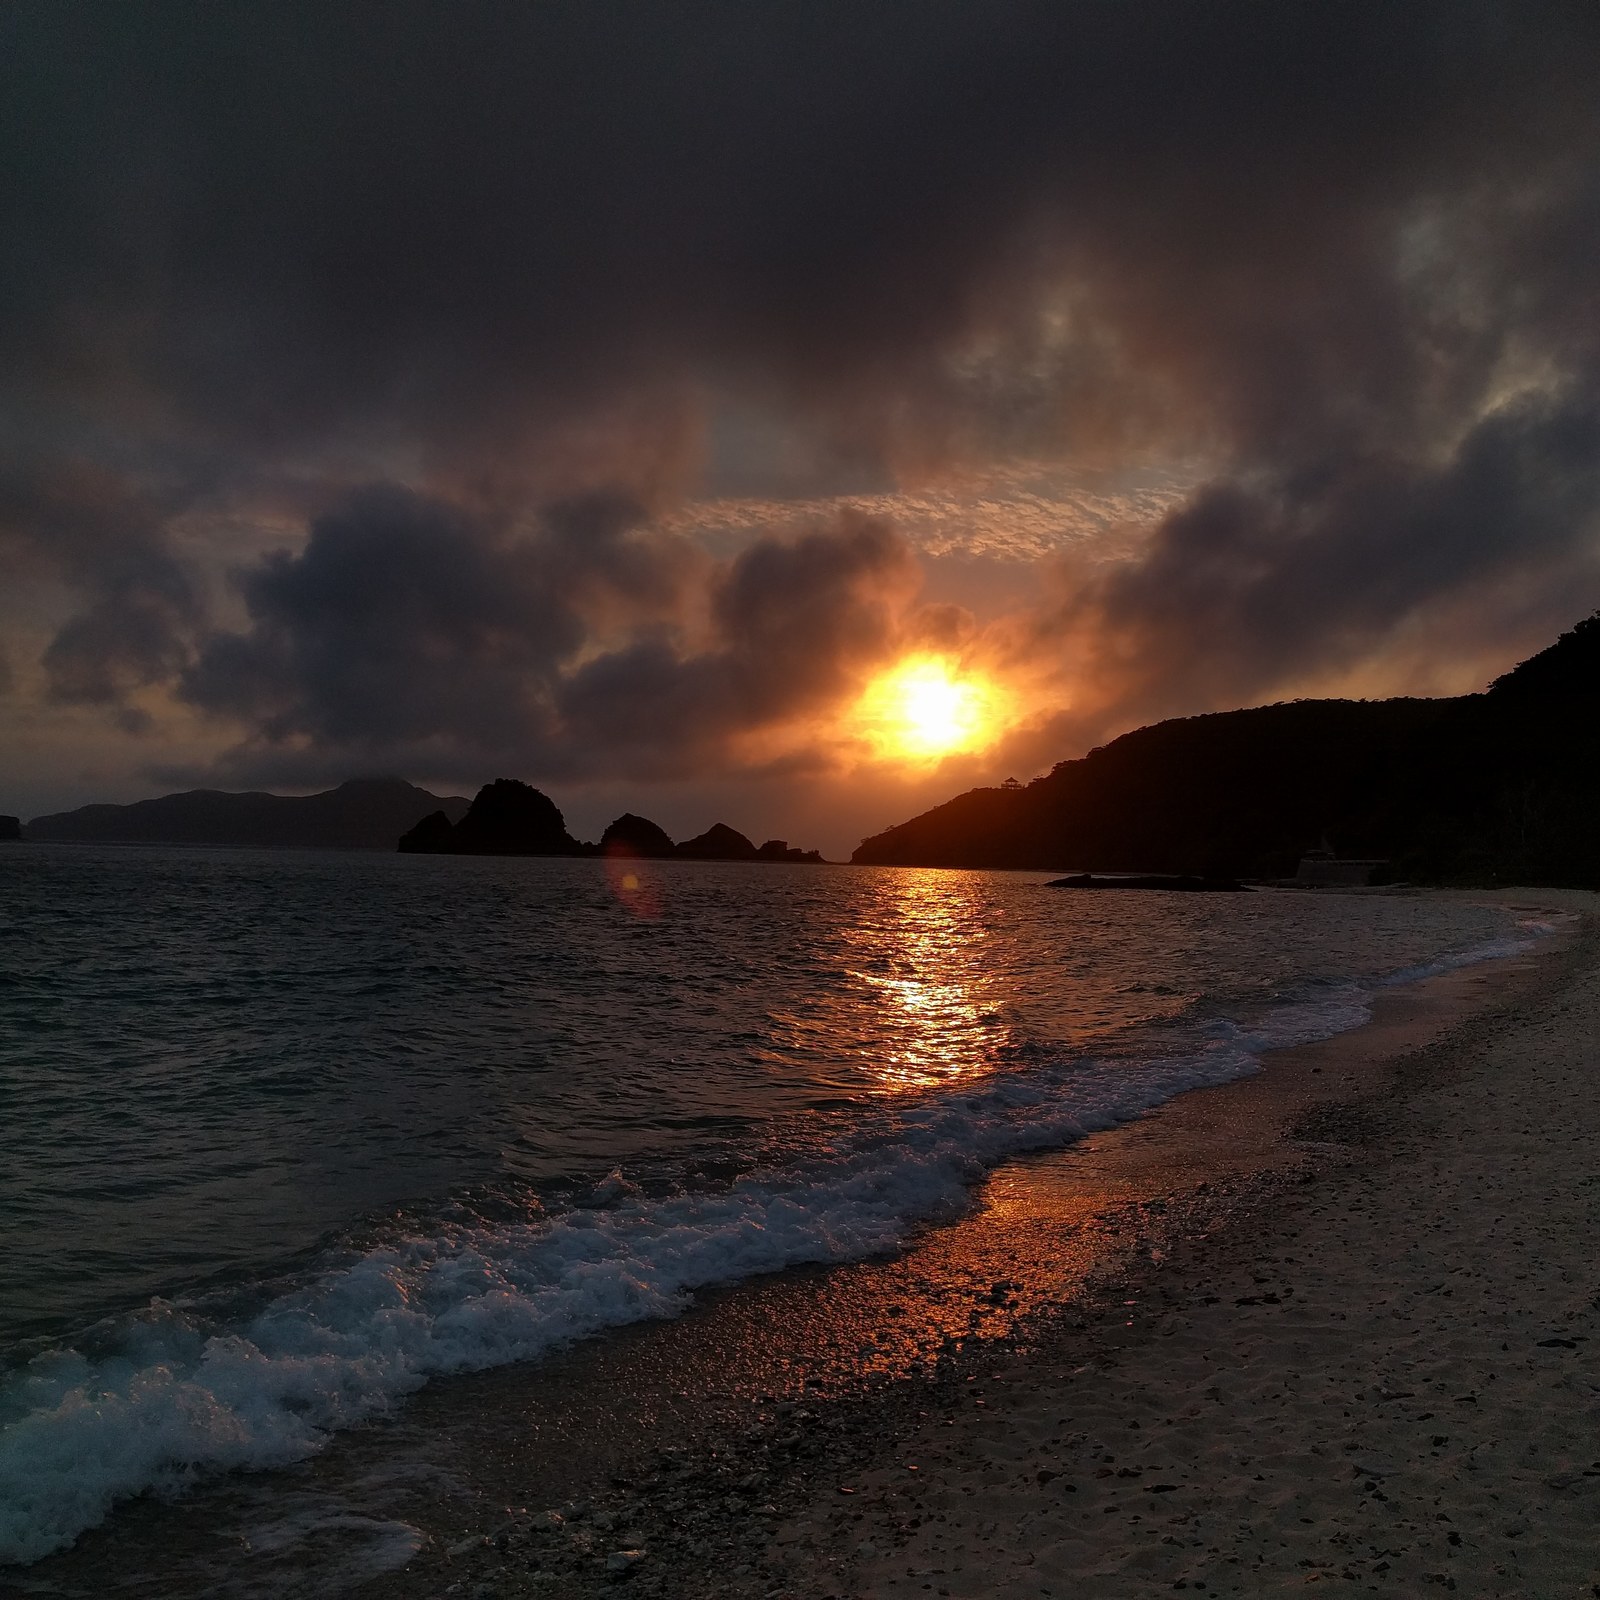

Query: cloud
left=1042, top=387, right=1600, bottom=731
left=6, top=3, right=1598, bottom=465
left=0, top=464, right=203, bottom=710
left=559, top=509, right=919, bottom=773
left=178, top=490, right=921, bottom=784
left=4, top=1, right=1600, bottom=794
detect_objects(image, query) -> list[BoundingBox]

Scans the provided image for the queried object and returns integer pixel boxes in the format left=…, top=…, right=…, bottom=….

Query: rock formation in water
left=395, top=789, right=828, bottom=862
left=674, top=823, right=760, bottom=860
left=600, top=813, right=678, bottom=858
left=27, top=778, right=469, bottom=850
left=409, top=779, right=585, bottom=856
left=853, top=611, right=1600, bottom=888
left=0, top=816, right=21, bottom=842
left=756, top=838, right=827, bottom=864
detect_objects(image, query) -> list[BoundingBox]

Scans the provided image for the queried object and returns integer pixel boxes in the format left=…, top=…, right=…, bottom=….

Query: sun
left=857, top=655, right=1000, bottom=762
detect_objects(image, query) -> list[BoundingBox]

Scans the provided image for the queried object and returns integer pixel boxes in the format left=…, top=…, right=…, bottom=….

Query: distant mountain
left=853, top=612, right=1600, bottom=887
left=28, top=778, right=470, bottom=850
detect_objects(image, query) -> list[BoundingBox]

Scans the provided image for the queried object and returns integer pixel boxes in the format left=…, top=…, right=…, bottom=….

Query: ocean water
left=0, top=846, right=1549, bottom=1565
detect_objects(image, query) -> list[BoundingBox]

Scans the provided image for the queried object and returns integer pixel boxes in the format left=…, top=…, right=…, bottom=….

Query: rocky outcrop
left=756, top=839, right=826, bottom=864
left=393, top=788, right=829, bottom=863
left=410, top=779, right=585, bottom=855
left=600, top=813, right=678, bottom=858
left=0, top=816, right=21, bottom=842
left=675, top=823, right=759, bottom=860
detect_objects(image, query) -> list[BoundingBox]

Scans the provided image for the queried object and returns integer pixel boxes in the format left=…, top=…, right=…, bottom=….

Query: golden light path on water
left=846, top=869, right=1001, bottom=1092
left=746, top=868, right=1010, bottom=1099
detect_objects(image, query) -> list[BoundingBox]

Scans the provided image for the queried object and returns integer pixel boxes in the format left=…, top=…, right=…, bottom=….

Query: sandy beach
left=11, top=890, right=1594, bottom=1600
left=405, top=890, right=1598, bottom=1600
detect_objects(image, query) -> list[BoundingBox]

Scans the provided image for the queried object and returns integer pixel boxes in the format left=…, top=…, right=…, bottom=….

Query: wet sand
left=12, top=891, right=1592, bottom=1599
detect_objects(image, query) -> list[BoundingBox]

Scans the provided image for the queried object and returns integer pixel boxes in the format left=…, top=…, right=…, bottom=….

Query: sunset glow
left=857, top=656, right=1002, bottom=763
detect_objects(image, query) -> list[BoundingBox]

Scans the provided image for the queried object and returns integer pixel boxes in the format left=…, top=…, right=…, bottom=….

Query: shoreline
left=412, top=889, right=1595, bottom=1600
left=11, top=891, right=1588, bottom=1598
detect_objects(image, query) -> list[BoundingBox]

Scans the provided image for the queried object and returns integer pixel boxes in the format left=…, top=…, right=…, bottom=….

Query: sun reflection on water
left=839, top=869, right=1009, bottom=1094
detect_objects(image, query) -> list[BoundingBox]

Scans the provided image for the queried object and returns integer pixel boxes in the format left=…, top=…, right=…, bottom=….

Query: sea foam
left=0, top=924, right=1545, bottom=1566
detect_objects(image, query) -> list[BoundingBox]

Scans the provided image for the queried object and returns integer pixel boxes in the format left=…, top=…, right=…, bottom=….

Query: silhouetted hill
left=0, top=816, right=20, bottom=842
left=28, top=778, right=469, bottom=850
left=676, top=823, right=759, bottom=860
left=406, top=779, right=585, bottom=855
left=853, top=613, right=1600, bottom=887
left=398, top=784, right=828, bottom=862
left=601, top=813, right=678, bottom=858
left=1488, top=609, right=1600, bottom=703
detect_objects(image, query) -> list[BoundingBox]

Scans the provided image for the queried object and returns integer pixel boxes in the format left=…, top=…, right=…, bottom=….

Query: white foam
left=0, top=925, right=1546, bottom=1566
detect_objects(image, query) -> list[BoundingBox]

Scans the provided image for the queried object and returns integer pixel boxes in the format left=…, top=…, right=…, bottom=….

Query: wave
left=0, top=924, right=1545, bottom=1566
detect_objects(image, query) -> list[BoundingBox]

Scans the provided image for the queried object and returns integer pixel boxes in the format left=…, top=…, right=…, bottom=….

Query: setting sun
left=857, top=656, right=1001, bottom=762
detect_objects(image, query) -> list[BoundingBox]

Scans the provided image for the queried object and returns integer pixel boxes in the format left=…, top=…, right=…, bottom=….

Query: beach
left=7, top=886, right=1593, bottom=1600
left=404, top=890, right=1598, bottom=1600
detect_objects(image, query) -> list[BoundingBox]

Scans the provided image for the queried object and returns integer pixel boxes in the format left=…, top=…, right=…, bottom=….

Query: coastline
left=13, top=891, right=1590, bottom=1599
left=413, top=888, right=1596, bottom=1600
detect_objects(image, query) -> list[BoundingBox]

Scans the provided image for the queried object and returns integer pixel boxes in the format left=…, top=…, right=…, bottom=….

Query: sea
left=0, top=845, right=1554, bottom=1569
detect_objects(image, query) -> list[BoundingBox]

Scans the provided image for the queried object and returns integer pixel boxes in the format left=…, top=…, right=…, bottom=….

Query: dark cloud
left=4, top=1, right=1600, bottom=782
left=559, top=510, right=917, bottom=773
left=1052, top=386, right=1600, bottom=727
left=0, top=464, right=202, bottom=710
left=180, top=490, right=916, bottom=784
left=182, top=487, right=584, bottom=756
left=5, top=2, right=1596, bottom=455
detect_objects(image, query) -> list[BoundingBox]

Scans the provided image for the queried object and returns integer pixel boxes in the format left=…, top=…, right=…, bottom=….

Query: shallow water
left=0, top=846, right=1543, bottom=1565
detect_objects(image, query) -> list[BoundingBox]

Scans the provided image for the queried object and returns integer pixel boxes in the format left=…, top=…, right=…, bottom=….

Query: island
left=399, top=779, right=826, bottom=862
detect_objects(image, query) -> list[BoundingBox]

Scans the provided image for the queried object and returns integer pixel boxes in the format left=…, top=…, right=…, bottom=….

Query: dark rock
left=755, top=839, right=828, bottom=864
left=449, top=779, right=583, bottom=856
left=675, top=823, right=759, bottom=860
left=0, top=815, right=20, bottom=841
left=397, top=809, right=455, bottom=853
left=602, top=813, right=677, bottom=858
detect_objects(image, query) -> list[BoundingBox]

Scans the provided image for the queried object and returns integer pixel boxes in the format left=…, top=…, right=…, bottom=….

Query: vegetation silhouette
left=853, top=613, right=1600, bottom=887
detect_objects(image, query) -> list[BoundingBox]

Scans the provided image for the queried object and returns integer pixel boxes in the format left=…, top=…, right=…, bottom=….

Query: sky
left=3, top=1, right=1600, bottom=857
